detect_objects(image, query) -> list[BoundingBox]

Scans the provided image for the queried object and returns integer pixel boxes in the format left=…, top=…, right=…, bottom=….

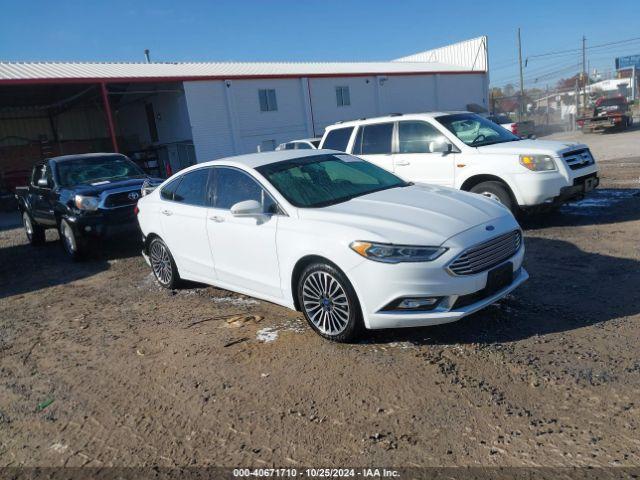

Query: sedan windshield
left=436, top=113, right=520, bottom=147
left=56, top=155, right=145, bottom=187
left=256, top=154, right=409, bottom=208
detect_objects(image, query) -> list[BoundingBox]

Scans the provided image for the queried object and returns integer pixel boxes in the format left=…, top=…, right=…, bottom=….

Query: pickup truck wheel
left=149, top=237, right=180, bottom=289
left=23, top=211, right=45, bottom=246
left=297, top=262, right=362, bottom=343
left=470, top=181, right=515, bottom=213
left=59, top=219, right=86, bottom=260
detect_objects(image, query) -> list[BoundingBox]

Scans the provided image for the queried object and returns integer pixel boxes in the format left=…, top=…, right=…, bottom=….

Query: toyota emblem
left=128, top=191, right=140, bottom=201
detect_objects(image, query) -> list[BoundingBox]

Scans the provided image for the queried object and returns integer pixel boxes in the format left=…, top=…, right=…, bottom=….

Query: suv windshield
left=437, top=113, right=520, bottom=147
left=256, top=154, right=409, bottom=208
left=56, top=155, right=145, bottom=187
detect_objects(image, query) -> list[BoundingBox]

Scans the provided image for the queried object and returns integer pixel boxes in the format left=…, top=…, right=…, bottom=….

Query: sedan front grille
left=448, top=230, right=522, bottom=276
left=563, top=148, right=595, bottom=170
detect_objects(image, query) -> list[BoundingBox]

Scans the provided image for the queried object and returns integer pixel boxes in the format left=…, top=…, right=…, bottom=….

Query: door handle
left=395, top=160, right=410, bottom=166
left=161, top=209, right=173, bottom=216
left=209, top=215, right=224, bottom=223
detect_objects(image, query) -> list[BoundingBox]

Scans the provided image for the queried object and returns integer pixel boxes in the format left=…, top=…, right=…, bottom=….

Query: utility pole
left=518, top=28, right=525, bottom=121
left=581, top=35, right=587, bottom=116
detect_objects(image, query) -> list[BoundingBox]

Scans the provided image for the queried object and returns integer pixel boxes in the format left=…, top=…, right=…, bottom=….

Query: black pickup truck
left=16, top=153, right=161, bottom=259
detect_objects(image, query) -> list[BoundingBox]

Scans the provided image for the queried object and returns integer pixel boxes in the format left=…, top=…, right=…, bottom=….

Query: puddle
left=562, top=188, right=639, bottom=214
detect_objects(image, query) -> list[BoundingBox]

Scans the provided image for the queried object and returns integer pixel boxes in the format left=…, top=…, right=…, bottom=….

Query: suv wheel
left=470, top=181, right=516, bottom=213
left=59, top=219, right=86, bottom=260
left=23, top=211, right=45, bottom=246
left=149, top=237, right=180, bottom=289
left=297, top=262, right=362, bottom=343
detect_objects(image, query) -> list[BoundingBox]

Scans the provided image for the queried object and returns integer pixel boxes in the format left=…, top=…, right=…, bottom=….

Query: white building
left=0, top=37, right=488, bottom=184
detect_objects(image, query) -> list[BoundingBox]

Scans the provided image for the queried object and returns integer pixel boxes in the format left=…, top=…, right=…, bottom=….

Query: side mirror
left=429, top=141, right=453, bottom=154
left=37, top=178, right=49, bottom=188
left=230, top=199, right=264, bottom=217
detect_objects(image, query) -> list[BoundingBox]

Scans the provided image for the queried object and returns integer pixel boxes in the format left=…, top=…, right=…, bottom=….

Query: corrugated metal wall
left=395, top=37, right=488, bottom=72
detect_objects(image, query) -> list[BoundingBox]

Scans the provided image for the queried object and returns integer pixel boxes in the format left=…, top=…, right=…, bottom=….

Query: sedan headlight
left=350, top=241, right=447, bottom=263
left=519, top=154, right=557, bottom=172
left=74, top=195, right=99, bottom=211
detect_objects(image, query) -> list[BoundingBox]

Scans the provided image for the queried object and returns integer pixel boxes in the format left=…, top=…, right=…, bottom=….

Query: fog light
left=382, top=296, right=442, bottom=311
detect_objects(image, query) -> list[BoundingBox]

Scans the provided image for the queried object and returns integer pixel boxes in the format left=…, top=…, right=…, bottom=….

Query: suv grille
left=103, top=190, right=141, bottom=208
left=448, top=230, right=522, bottom=276
left=563, top=148, right=595, bottom=170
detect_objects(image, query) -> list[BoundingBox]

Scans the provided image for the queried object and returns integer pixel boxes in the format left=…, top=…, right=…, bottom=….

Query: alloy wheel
left=150, top=241, right=173, bottom=286
left=302, top=271, right=350, bottom=336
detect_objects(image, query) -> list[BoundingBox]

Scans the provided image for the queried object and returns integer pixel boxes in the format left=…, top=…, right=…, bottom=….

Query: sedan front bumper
left=346, top=219, right=527, bottom=330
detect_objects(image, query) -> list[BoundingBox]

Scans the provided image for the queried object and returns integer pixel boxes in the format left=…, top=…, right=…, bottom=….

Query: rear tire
left=23, top=211, right=45, bottom=246
left=59, top=219, right=86, bottom=261
left=297, top=262, right=362, bottom=343
left=148, top=237, right=181, bottom=289
left=470, top=181, right=516, bottom=214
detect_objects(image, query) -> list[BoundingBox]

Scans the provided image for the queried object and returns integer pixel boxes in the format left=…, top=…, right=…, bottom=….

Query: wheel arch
left=290, top=254, right=349, bottom=312
left=460, top=174, right=519, bottom=206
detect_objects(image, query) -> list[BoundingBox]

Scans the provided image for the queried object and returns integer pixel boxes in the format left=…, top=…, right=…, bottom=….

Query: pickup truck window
left=437, top=113, right=520, bottom=147
left=56, top=155, right=145, bottom=187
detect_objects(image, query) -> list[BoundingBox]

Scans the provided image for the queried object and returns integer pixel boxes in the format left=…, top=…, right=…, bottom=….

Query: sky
left=2, top=0, right=640, bottom=90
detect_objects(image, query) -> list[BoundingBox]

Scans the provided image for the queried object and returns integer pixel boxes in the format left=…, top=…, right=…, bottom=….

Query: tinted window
left=322, top=127, right=354, bottom=152
left=173, top=169, right=209, bottom=206
left=398, top=121, right=447, bottom=153
left=257, top=154, right=408, bottom=208
left=360, top=123, right=393, bottom=155
left=284, top=143, right=296, bottom=150
left=259, top=89, right=278, bottom=112
left=161, top=176, right=182, bottom=201
left=213, top=167, right=277, bottom=213
left=295, top=142, right=312, bottom=149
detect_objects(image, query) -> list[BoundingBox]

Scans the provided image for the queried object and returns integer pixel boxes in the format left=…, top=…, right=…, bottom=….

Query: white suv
left=319, top=112, right=599, bottom=212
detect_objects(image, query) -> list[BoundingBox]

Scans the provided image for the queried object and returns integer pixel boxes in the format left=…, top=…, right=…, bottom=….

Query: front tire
left=148, top=237, right=180, bottom=289
left=23, top=211, right=45, bottom=246
left=297, top=262, right=362, bottom=343
left=470, top=181, right=516, bottom=213
left=59, top=219, right=86, bottom=260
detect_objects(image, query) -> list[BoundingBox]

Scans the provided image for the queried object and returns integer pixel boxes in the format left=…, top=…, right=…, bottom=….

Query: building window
left=259, top=89, right=278, bottom=112
left=336, top=86, right=351, bottom=107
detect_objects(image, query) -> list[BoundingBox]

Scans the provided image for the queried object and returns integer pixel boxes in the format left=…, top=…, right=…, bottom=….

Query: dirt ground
left=1, top=129, right=640, bottom=470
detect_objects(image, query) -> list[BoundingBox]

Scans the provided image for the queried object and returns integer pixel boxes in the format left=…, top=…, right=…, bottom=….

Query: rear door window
left=172, top=169, right=210, bottom=206
left=161, top=176, right=182, bottom=201
left=358, top=123, right=394, bottom=155
left=322, top=127, right=354, bottom=152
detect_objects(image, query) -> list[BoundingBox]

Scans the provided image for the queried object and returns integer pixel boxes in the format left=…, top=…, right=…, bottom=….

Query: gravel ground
left=1, top=131, right=640, bottom=469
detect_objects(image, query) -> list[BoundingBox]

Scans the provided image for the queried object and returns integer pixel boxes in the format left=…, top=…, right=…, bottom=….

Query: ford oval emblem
left=128, top=191, right=140, bottom=201
left=486, top=225, right=495, bottom=231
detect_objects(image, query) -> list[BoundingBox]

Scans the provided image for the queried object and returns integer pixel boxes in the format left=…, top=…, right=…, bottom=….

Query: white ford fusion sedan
left=136, top=149, right=528, bottom=342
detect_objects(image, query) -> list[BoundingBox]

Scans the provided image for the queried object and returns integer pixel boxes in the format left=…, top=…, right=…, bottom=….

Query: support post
left=100, top=82, right=118, bottom=153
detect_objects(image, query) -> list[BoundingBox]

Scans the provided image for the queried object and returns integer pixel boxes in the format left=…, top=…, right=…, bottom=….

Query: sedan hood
left=298, top=184, right=513, bottom=246
left=478, top=139, right=587, bottom=156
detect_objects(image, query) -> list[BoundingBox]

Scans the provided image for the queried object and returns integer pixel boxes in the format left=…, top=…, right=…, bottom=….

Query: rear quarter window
left=160, top=176, right=182, bottom=201
left=322, top=127, right=354, bottom=152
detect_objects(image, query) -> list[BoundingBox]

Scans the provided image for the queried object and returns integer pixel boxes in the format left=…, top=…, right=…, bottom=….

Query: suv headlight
left=350, top=241, right=447, bottom=263
left=74, top=195, right=99, bottom=211
left=519, top=154, right=557, bottom=172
